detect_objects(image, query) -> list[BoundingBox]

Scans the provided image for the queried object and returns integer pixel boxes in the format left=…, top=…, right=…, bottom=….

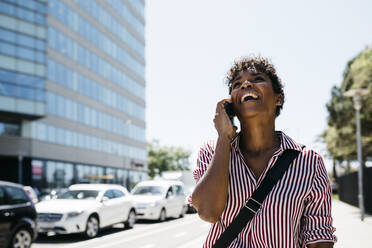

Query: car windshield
left=57, top=190, right=99, bottom=200
left=132, top=186, right=165, bottom=195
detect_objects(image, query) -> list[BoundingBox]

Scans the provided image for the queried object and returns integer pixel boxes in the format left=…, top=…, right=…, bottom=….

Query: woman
left=191, top=56, right=336, bottom=248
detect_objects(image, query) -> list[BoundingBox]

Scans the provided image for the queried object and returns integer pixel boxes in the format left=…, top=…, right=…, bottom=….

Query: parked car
left=161, top=171, right=197, bottom=214
left=0, top=180, right=38, bottom=248
left=35, top=184, right=136, bottom=238
left=131, top=180, right=187, bottom=221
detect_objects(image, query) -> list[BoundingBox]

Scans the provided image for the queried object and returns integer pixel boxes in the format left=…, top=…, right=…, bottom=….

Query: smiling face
left=230, top=70, right=283, bottom=120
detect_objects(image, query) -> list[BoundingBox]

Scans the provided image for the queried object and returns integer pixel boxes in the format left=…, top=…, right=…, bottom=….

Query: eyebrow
left=232, top=76, right=242, bottom=82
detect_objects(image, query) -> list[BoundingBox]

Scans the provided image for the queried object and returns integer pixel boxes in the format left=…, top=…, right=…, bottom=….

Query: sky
left=145, top=0, right=372, bottom=171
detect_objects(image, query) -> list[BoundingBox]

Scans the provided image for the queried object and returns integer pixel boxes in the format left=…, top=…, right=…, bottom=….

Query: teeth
left=241, top=92, right=258, bottom=102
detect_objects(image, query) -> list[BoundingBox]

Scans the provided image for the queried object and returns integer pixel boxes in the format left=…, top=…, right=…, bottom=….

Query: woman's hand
left=214, top=99, right=237, bottom=142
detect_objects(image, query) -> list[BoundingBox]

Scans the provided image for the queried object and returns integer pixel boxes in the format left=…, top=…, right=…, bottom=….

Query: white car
left=35, top=184, right=136, bottom=238
left=131, top=180, right=187, bottom=221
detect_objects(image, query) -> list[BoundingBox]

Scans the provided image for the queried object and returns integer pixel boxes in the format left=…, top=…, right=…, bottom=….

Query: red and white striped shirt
left=190, top=131, right=336, bottom=248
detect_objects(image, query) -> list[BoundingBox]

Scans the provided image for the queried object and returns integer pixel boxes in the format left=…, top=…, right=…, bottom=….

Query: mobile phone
left=224, top=102, right=235, bottom=125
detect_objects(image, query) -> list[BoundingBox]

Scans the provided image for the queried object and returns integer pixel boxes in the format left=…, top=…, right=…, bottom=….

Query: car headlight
left=67, top=211, right=84, bottom=218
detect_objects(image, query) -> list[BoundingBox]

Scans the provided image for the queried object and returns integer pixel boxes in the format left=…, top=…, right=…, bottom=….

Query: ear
left=275, top=94, right=284, bottom=106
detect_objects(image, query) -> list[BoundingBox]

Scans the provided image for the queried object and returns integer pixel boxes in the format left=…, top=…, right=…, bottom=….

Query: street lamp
left=344, top=88, right=370, bottom=221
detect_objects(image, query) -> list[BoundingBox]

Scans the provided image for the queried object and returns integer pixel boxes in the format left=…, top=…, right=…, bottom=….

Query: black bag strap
left=212, top=149, right=301, bottom=248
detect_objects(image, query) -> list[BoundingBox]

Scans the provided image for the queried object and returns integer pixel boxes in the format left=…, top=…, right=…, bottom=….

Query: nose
left=241, top=80, right=253, bottom=89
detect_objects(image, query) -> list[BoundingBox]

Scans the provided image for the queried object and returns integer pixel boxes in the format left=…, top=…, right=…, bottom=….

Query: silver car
left=131, top=180, right=187, bottom=222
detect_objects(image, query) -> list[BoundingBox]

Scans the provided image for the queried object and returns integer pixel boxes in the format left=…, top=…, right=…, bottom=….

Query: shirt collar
left=231, top=131, right=304, bottom=154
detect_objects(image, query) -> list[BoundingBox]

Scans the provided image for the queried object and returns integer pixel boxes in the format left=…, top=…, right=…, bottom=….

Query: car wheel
left=159, top=209, right=166, bottom=222
left=84, top=215, right=99, bottom=238
left=11, top=228, right=32, bottom=248
left=124, top=210, right=136, bottom=229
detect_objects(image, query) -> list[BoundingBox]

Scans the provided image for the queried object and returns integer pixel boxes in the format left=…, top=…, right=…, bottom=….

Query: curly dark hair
left=226, top=55, right=285, bottom=117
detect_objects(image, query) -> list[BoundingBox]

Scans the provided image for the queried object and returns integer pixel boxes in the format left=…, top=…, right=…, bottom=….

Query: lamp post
left=344, top=88, right=370, bottom=221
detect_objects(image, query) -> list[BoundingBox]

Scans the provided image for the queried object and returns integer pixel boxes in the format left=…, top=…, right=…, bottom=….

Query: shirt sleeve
left=187, top=140, right=215, bottom=206
left=301, top=153, right=337, bottom=246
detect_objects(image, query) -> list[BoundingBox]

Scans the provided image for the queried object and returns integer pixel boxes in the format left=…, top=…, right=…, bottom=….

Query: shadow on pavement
left=34, top=225, right=128, bottom=244
left=34, top=214, right=198, bottom=244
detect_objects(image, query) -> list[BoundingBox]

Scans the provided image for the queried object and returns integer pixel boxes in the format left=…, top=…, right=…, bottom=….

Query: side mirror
left=101, top=196, right=109, bottom=202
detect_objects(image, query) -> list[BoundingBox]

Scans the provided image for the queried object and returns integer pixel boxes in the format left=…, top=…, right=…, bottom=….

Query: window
left=0, top=82, right=17, bottom=97
left=45, top=161, right=74, bottom=190
left=112, top=189, right=125, bottom=198
left=0, top=122, right=20, bottom=136
left=4, top=186, right=29, bottom=205
left=166, top=187, right=174, bottom=198
left=0, top=42, right=16, bottom=57
left=103, top=190, right=115, bottom=199
left=0, top=187, right=4, bottom=205
left=47, top=125, right=56, bottom=142
left=175, top=185, right=184, bottom=195
left=57, top=190, right=98, bottom=200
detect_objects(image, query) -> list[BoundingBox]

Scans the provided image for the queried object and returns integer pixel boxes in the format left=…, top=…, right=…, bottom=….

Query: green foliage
left=323, top=47, right=372, bottom=163
left=147, top=140, right=191, bottom=178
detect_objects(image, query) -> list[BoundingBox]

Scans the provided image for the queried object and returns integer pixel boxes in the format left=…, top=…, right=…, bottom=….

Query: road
left=32, top=213, right=209, bottom=248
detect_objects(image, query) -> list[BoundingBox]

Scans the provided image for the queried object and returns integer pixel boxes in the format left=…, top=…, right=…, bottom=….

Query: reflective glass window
left=0, top=1, right=15, bottom=16
left=17, top=47, right=35, bottom=61
left=0, top=187, right=4, bottom=205
left=0, top=28, right=16, bottom=43
left=16, top=0, right=36, bottom=11
left=55, top=127, right=62, bottom=144
left=113, top=189, right=124, bottom=198
left=37, top=122, right=46, bottom=141
left=0, top=122, right=20, bottom=136
left=17, top=59, right=35, bottom=75
left=17, top=34, right=35, bottom=49
left=0, top=42, right=16, bottom=57
left=47, top=125, right=56, bottom=142
left=0, top=69, right=16, bottom=83
left=35, top=13, right=45, bottom=25
left=103, top=190, right=115, bottom=199
left=4, top=186, right=29, bottom=205
left=46, top=161, right=74, bottom=190
left=16, top=7, right=36, bottom=23
left=0, top=82, right=17, bottom=97
left=35, top=1, right=46, bottom=14
left=18, top=86, right=34, bottom=100
left=36, top=89, right=44, bottom=102
left=35, top=39, right=45, bottom=51
left=35, top=52, right=45, bottom=63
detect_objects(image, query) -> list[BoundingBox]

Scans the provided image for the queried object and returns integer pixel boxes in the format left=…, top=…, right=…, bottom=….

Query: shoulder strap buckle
left=244, top=197, right=262, bottom=214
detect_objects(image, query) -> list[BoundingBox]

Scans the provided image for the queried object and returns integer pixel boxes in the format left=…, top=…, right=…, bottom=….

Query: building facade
left=0, top=0, right=147, bottom=193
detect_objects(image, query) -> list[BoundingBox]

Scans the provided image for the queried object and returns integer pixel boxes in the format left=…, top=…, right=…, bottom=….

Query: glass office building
left=0, top=0, right=147, bottom=193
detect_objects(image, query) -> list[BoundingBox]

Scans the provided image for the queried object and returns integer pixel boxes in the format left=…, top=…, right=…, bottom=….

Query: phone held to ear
left=224, top=102, right=235, bottom=125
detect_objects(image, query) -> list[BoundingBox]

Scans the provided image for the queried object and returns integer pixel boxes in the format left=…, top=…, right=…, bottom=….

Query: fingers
left=214, top=99, right=234, bottom=127
left=215, top=98, right=232, bottom=114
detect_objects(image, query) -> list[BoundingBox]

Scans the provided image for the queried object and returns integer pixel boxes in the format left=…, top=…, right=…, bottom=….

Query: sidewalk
left=333, top=199, right=372, bottom=247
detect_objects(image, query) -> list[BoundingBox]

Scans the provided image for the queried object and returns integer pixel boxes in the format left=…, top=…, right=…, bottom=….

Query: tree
left=322, top=46, right=372, bottom=170
left=147, top=140, right=191, bottom=178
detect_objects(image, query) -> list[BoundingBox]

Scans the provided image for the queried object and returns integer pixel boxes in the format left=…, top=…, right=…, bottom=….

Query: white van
left=131, top=180, right=187, bottom=221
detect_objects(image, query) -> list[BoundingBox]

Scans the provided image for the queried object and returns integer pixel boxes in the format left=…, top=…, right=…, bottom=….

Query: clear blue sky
left=145, top=0, right=372, bottom=170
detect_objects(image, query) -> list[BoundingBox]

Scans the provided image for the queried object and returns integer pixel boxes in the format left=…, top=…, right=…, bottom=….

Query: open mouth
left=241, top=92, right=259, bottom=103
